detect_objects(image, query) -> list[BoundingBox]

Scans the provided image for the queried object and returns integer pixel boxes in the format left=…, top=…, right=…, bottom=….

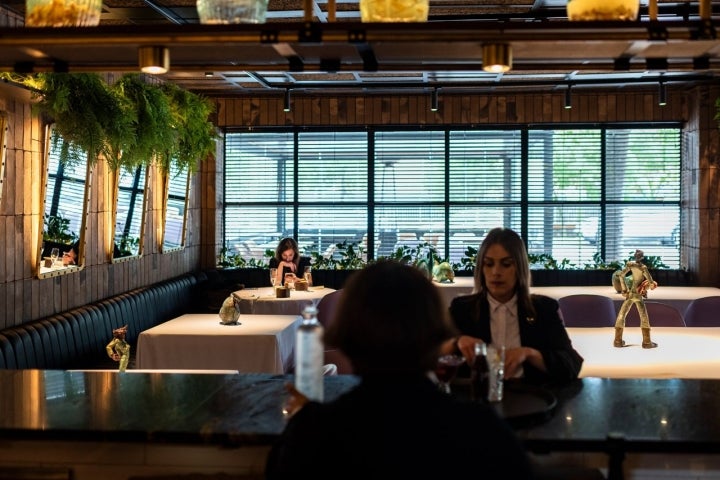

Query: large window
left=225, top=125, right=681, bottom=268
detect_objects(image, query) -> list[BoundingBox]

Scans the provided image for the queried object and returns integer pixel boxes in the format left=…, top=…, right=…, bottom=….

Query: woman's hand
left=454, top=335, right=484, bottom=363
left=279, top=260, right=296, bottom=273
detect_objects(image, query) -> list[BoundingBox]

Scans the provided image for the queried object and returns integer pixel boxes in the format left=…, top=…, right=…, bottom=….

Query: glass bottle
left=470, top=342, right=489, bottom=403
left=294, top=305, right=324, bottom=402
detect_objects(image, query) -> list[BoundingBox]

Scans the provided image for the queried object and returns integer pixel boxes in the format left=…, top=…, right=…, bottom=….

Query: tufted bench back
left=0, top=273, right=203, bottom=370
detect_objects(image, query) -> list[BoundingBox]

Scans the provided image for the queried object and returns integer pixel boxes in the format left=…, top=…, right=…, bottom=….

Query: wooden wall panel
left=0, top=80, right=203, bottom=327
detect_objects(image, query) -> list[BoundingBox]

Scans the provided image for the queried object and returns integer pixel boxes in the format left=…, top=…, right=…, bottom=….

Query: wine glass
left=50, top=248, right=60, bottom=267
left=434, top=354, right=465, bottom=395
left=270, top=268, right=278, bottom=287
left=303, top=266, right=313, bottom=287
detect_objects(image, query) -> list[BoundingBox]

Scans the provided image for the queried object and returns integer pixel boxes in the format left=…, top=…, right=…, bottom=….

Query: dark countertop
left=2, top=370, right=720, bottom=457
left=0, top=370, right=359, bottom=446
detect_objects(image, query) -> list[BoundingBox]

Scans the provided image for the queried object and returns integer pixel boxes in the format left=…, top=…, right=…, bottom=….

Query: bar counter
left=1, top=370, right=720, bottom=479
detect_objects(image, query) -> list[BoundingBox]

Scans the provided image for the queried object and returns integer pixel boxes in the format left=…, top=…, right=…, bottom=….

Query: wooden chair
left=623, top=301, right=685, bottom=327
left=558, top=294, right=617, bottom=327
left=683, top=296, right=720, bottom=327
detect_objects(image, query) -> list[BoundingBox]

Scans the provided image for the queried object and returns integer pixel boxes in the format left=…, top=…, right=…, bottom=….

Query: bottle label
left=295, top=326, right=324, bottom=402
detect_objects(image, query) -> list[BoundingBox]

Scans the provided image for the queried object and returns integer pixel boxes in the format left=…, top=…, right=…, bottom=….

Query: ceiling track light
left=138, top=46, right=169, bottom=75
left=482, top=43, right=512, bottom=73
left=431, top=87, right=439, bottom=112
left=283, top=89, right=292, bottom=112
left=564, top=85, right=573, bottom=109
left=658, top=81, right=667, bottom=107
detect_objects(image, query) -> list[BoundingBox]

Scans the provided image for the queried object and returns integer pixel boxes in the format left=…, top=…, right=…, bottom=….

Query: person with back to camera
left=269, top=237, right=311, bottom=287
left=265, top=260, right=534, bottom=480
left=442, top=227, right=583, bottom=385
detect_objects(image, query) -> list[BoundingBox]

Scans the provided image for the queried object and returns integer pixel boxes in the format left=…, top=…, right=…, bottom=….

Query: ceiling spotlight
left=283, top=89, right=291, bottom=113
left=482, top=43, right=512, bottom=73
left=204, top=72, right=214, bottom=77
left=658, top=81, right=667, bottom=107
left=138, top=46, right=169, bottom=75
left=431, top=88, right=439, bottom=112
left=564, top=85, right=573, bottom=110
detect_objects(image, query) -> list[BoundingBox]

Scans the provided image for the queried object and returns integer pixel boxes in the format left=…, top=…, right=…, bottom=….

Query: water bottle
left=295, top=304, right=324, bottom=402
left=470, top=342, right=490, bottom=404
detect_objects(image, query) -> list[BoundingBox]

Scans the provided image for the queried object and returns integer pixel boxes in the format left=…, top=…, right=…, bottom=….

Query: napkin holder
left=294, top=279, right=309, bottom=291
left=276, top=286, right=290, bottom=298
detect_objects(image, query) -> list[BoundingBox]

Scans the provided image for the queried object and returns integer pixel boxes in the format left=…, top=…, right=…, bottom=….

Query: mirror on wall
left=161, top=164, right=190, bottom=252
left=0, top=113, right=7, bottom=207
left=112, top=166, right=148, bottom=261
left=37, top=126, right=90, bottom=278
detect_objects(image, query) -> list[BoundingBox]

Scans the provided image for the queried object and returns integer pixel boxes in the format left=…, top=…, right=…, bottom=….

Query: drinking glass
left=486, top=344, right=505, bottom=402
left=434, top=354, right=465, bottom=395
left=269, top=268, right=278, bottom=287
left=50, top=248, right=60, bottom=267
left=284, top=272, right=295, bottom=289
left=303, top=266, right=313, bottom=287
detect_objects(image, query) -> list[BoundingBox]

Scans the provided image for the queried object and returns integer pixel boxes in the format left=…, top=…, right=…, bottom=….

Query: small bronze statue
left=106, top=325, right=131, bottom=372
left=613, top=249, right=658, bottom=349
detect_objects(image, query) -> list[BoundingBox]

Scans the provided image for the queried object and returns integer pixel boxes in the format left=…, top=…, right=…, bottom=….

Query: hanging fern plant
left=2, top=72, right=216, bottom=173
left=111, top=74, right=175, bottom=172
left=32, top=73, right=134, bottom=167
left=159, top=81, right=218, bottom=176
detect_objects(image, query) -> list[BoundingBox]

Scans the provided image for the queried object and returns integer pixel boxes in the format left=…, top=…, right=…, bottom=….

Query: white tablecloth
left=434, top=280, right=720, bottom=315
left=532, top=285, right=720, bottom=315
left=233, top=286, right=336, bottom=315
left=568, top=327, right=720, bottom=379
left=135, top=313, right=300, bottom=374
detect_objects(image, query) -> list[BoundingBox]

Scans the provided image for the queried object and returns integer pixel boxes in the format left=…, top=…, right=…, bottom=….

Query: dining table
left=135, top=313, right=300, bottom=374
left=232, top=285, right=336, bottom=315
left=433, top=278, right=720, bottom=316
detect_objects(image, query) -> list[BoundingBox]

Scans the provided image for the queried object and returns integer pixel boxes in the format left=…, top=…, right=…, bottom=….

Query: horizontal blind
left=45, top=140, right=87, bottom=241
left=163, top=164, right=188, bottom=248
left=115, top=166, right=146, bottom=256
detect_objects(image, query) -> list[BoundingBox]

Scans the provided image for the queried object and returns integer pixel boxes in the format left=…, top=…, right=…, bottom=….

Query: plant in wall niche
left=43, top=214, right=78, bottom=244
left=157, top=82, right=218, bottom=175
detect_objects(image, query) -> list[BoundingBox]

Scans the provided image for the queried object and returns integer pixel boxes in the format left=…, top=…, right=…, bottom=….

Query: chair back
left=558, top=294, right=617, bottom=327
left=316, top=289, right=354, bottom=374
left=683, top=296, right=720, bottom=327
left=317, top=289, right=343, bottom=329
left=623, top=301, right=685, bottom=327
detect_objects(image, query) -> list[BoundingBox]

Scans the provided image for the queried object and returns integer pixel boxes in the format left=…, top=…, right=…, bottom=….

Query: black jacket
left=449, top=293, right=583, bottom=385
left=266, top=375, right=534, bottom=479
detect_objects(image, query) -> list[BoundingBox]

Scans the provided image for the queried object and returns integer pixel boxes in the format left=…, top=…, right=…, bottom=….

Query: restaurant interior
left=1, top=0, right=720, bottom=479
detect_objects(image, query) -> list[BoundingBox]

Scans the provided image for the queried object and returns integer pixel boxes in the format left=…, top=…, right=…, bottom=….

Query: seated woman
left=269, top=237, right=311, bottom=286
left=442, top=227, right=583, bottom=385
left=265, top=260, right=533, bottom=478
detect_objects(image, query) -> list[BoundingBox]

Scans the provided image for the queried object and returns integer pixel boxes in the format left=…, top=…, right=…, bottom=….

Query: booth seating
left=0, top=272, right=206, bottom=370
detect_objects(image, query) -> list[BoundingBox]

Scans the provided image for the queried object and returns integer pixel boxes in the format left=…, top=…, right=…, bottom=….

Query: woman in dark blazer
left=444, top=227, right=583, bottom=385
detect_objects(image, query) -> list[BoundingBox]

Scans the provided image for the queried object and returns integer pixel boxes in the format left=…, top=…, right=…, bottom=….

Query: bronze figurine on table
left=613, top=249, right=658, bottom=349
left=106, top=325, right=131, bottom=371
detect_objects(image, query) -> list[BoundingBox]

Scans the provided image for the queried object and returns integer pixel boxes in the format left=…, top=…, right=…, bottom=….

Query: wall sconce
left=431, top=88, right=439, bottom=112
left=283, top=89, right=292, bottom=112
left=482, top=43, right=512, bottom=73
left=564, top=85, right=573, bottom=110
left=138, top=46, right=169, bottom=74
left=658, top=81, right=667, bottom=107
